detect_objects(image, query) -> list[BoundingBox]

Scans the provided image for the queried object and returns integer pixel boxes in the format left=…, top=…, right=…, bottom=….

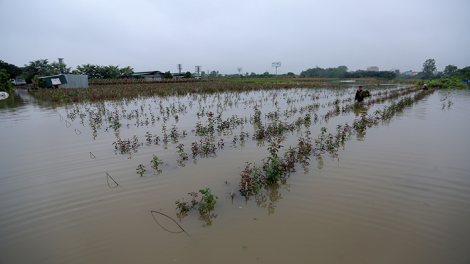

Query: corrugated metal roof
left=133, top=71, right=164, bottom=75
left=38, top=74, right=88, bottom=88
left=64, top=75, right=88, bottom=88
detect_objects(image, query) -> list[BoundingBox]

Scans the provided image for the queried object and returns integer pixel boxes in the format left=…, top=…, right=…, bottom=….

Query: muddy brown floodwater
left=1, top=86, right=469, bottom=264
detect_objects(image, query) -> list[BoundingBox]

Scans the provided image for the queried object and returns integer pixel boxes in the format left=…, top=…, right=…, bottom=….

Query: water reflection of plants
left=255, top=180, right=290, bottom=215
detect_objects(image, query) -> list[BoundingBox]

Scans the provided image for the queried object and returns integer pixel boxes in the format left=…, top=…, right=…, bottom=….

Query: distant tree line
left=0, top=59, right=136, bottom=83
left=300, top=66, right=396, bottom=79
left=300, top=66, right=348, bottom=78
left=1, top=58, right=469, bottom=87
left=72, top=64, right=134, bottom=79
left=0, top=60, right=22, bottom=79
left=422, top=58, right=469, bottom=80
left=395, top=59, right=470, bottom=80
left=198, top=70, right=297, bottom=79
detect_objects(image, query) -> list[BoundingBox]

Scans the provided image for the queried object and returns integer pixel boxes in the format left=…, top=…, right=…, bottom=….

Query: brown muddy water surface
left=1, top=86, right=470, bottom=263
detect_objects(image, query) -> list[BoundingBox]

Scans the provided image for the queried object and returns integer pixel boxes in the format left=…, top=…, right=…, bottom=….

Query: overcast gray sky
left=1, top=0, right=469, bottom=74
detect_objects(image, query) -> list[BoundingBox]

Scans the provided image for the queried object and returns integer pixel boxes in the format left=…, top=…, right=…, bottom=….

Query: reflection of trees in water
left=329, top=151, right=338, bottom=161
left=355, top=131, right=365, bottom=141
left=175, top=208, right=218, bottom=228
left=0, top=92, right=27, bottom=109
left=316, top=155, right=324, bottom=169
left=354, top=105, right=369, bottom=117
left=176, top=211, right=188, bottom=222
left=198, top=212, right=218, bottom=227
left=177, top=159, right=186, bottom=167
left=254, top=177, right=290, bottom=215
left=302, top=164, right=309, bottom=174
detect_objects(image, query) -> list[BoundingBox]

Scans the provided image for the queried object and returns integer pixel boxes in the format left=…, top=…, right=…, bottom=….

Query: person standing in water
left=355, top=86, right=364, bottom=102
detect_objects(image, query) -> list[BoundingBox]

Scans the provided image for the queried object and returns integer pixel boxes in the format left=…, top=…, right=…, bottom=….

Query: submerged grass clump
left=136, top=164, right=146, bottom=176
left=191, top=139, right=217, bottom=157
left=150, top=155, right=164, bottom=170
left=113, top=135, right=140, bottom=154
left=175, top=188, right=218, bottom=215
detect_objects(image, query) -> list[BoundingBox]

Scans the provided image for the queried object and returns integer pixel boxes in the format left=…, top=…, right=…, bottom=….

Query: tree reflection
left=254, top=178, right=290, bottom=215
left=176, top=211, right=188, bottom=222
left=316, top=155, right=324, bottom=169
left=198, top=212, right=218, bottom=228
left=354, top=105, right=369, bottom=117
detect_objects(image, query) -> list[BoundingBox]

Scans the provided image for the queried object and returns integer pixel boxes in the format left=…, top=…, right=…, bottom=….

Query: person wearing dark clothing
left=355, top=86, right=363, bottom=102
left=423, top=84, right=428, bottom=90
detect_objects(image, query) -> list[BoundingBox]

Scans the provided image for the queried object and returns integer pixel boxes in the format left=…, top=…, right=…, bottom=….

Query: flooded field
left=1, top=85, right=469, bottom=263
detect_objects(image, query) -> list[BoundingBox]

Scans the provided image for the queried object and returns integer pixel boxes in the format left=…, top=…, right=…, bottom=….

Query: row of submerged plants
left=238, top=87, right=435, bottom=200
left=32, top=78, right=417, bottom=104
left=172, top=87, right=434, bottom=217
left=32, top=81, right=333, bottom=103
left=58, top=85, right=433, bottom=227
left=66, top=85, right=423, bottom=149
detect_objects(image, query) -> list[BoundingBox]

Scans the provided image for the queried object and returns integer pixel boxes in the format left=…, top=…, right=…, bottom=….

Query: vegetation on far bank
left=29, top=78, right=420, bottom=103
left=418, top=77, right=468, bottom=89
left=1, top=58, right=469, bottom=94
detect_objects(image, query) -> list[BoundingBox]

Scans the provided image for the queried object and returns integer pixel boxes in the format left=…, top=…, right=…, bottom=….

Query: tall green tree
left=0, top=69, right=14, bottom=92
left=422, top=58, right=437, bottom=79
left=164, top=71, right=173, bottom=79
left=74, top=64, right=100, bottom=78
left=22, top=59, right=72, bottom=82
left=0, top=60, right=22, bottom=79
left=22, top=59, right=54, bottom=82
left=443, top=65, right=458, bottom=77
left=73, top=64, right=133, bottom=79
left=120, top=66, right=134, bottom=79
left=209, top=71, right=219, bottom=78
left=50, top=61, right=71, bottom=74
left=101, top=65, right=121, bottom=79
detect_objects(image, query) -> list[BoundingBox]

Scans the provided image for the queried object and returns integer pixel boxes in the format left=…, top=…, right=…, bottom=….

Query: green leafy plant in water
left=150, top=155, right=163, bottom=170
left=175, top=198, right=192, bottom=212
left=239, top=162, right=265, bottom=196
left=262, top=140, right=287, bottom=184
left=252, top=105, right=262, bottom=124
left=136, top=164, right=146, bottom=176
left=113, top=135, right=140, bottom=154
left=170, top=124, right=180, bottom=141
left=176, top=144, right=188, bottom=160
left=315, top=127, right=339, bottom=151
left=239, top=131, right=250, bottom=141
left=175, top=192, right=198, bottom=212
left=191, top=139, right=216, bottom=157
left=198, top=188, right=218, bottom=213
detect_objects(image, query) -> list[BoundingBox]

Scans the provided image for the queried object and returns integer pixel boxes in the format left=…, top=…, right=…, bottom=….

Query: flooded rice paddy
left=1, top=85, right=470, bottom=263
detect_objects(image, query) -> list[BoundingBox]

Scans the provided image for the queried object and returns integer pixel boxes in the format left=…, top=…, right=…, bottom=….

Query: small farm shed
left=38, top=74, right=88, bottom=88
left=133, top=71, right=165, bottom=80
